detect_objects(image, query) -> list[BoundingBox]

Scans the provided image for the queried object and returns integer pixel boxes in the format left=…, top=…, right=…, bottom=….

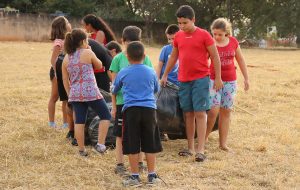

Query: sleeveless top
left=90, top=31, right=107, bottom=45
left=67, top=49, right=103, bottom=102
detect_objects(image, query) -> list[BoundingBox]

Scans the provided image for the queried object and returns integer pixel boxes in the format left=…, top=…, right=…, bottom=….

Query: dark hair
left=83, top=14, right=116, bottom=42
left=50, top=16, right=68, bottom=40
left=105, top=41, right=122, bottom=54
left=176, top=5, right=195, bottom=20
left=165, top=24, right=180, bottom=35
left=64, top=28, right=87, bottom=54
left=122, top=26, right=142, bottom=42
left=126, top=41, right=144, bottom=62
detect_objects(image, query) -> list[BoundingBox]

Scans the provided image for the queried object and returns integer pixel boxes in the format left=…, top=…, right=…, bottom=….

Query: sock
left=96, top=143, right=106, bottom=151
left=62, top=123, right=68, bottom=128
left=48, top=122, right=56, bottom=127
left=148, top=172, right=157, bottom=177
left=131, top=173, right=139, bottom=179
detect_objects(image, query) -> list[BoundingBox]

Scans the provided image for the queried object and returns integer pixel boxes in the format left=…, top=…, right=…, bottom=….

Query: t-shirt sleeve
left=231, top=37, right=239, bottom=49
left=173, top=33, right=179, bottom=48
left=144, top=55, right=153, bottom=68
left=203, top=30, right=215, bottom=47
left=159, top=46, right=166, bottom=62
left=109, top=54, right=120, bottom=73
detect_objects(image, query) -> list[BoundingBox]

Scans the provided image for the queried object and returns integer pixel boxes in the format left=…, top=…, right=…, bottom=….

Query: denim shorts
left=209, top=79, right=237, bottom=109
left=178, top=76, right=210, bottom=112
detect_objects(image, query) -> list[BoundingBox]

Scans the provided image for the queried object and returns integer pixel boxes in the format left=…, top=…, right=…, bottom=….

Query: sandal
left=195, top=153, right=206, bottom=162
left=178, top=149, right=193, bottom=157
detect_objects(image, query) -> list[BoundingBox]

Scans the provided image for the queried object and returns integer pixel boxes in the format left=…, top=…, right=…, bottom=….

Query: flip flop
left=178, top=149, right=193, bottom=157
left=195, top=152, right=206, bottom=162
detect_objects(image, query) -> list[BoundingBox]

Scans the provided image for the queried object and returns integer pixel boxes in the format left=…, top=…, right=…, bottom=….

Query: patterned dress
left=67, top=49, right=103, bottom=102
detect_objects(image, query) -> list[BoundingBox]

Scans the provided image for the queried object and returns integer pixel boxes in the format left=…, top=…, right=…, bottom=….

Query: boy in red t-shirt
left=161, top=5, right=223, bottom=162
left=205, top=18, right=249, bottom=151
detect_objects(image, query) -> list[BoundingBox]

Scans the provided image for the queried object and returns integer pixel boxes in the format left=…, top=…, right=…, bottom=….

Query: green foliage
left=1, top=0, right=299, bottom=41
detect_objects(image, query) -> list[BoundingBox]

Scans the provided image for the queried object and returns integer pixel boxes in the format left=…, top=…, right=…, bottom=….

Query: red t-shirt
left=210, top=36, right=239, bottom=81
left=90, top=31, right=107, bottom=73
left=173, top=27, right=214, bottom=82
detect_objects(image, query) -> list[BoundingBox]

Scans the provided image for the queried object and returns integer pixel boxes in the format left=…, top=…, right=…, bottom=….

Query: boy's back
left=113, top=64, right=158, bottom=111
left=110, top=52, right=153, bottom=105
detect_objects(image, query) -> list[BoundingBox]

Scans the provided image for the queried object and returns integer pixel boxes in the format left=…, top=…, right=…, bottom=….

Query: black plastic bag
left=156, top=82, right=185, bottom=137
left=84, top=89, right=115, bottom=147
left=88, top=116, right=116, bottom=147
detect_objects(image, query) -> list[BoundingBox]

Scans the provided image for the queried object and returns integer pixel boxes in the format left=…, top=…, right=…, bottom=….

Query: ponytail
left=64, top=28, right=87, bottom=54
left=64, top=32, right=75, bottom=54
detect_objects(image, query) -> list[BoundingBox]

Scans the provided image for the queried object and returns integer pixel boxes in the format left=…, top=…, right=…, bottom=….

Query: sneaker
left=94, top=144, right=106, bottom=154
left=66, top=131, right=74, bottom=140
left=122, top=175, right=142, bottom=187
left=71, top=138, right=78, bottom=146
left=147, top=173, right=165, bottom=186
left=160, top=133, right=169, bottom=141
left=79, top=150, right=88, bottom=157
left=114, top=164, right=127, bottom=176
left=138, top=162, right=147, bottom=173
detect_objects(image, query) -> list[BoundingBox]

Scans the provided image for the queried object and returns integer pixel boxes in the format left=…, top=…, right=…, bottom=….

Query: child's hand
left=111, top=107, right=116, bottom=119
left=160, top=75, right=168, bottom=87
left=214, top=78, right=223, bottom=91
left=244, top=80, right=249, bottom=91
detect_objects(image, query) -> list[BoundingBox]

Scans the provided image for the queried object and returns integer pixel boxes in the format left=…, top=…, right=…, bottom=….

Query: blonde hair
left=211, top=18, right=232, bottom=36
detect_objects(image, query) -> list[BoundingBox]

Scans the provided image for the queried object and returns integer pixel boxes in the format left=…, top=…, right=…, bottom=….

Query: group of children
left=47, top=4, right=249, bottom=187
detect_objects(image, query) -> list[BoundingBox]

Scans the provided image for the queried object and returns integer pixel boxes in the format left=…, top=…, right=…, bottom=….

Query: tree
left=124, top=0, right=173, bottom=43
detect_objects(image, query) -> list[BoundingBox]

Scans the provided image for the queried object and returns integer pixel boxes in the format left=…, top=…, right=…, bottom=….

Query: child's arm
left=111, top=94, right=117, bottom=119
left=207, top=44, right=223, bottom=90
left=62, top=56, right=70, bottom=96
left=50, top=46, right=61, bottom=74
left=90, top=50, right=103, bottom=70
left=156, top=61, right=164, bottom=79
left=235, top=46, right=249, bottom=91
left=95, top=30, right=105, bottom=44
left=110, top=72, right=118, bottom=118
left=160, top=47, right=178, bottom=86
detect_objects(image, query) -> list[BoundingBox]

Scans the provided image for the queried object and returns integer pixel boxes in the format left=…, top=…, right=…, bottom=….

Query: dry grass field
left=0, top=41, right=299, bottom=190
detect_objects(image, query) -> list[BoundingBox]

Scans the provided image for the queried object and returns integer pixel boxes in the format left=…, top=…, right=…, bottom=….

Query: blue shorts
left=178, top=76, right=210, bottom=112
left=72, top=99, right=111, bottom=124
left=209, top=79, right=237, bottom=109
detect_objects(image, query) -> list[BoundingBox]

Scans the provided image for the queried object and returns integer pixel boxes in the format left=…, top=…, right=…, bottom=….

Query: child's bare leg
left=195, top=111, right=207, bottom=154
left=97, top=120, right=110, bottom=145
left=219, top=108, right=231, bottom=151
left=138, top=152, right=144, bottom=162
left=116, top=137, right=124, bottom=164
left=145, top=153, right=156, bottom=173
left=128, top=153, right=139, bottom=174
left=75, top=124, right=85, bottom=151
left=48, top=78, right=58, bottom=123
left=66, top=105, right=74, bottom=131
left=62, top=101, right=68, bottom=124
left=205, top=107, right=220, bottom=141
left=185, top=112, right=196, bottom=153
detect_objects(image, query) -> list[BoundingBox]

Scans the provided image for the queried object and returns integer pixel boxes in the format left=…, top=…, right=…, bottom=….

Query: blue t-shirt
left=159, top=44, right=179, bottom=85
left=112, top=64, right=159, bottom=112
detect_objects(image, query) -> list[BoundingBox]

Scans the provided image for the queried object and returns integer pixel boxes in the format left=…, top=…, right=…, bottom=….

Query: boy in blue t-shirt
left=112, top=41, right=162, bottom=187
left=156, top=24, right=180, bottom=86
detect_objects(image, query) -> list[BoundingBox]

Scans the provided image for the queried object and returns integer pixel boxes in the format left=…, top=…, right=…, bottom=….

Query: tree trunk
left=296, top=33, right=300, bottom=48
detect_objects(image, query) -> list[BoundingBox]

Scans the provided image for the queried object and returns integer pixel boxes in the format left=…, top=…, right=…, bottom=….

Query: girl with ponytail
left=62, top=28, right=111, bottom=156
